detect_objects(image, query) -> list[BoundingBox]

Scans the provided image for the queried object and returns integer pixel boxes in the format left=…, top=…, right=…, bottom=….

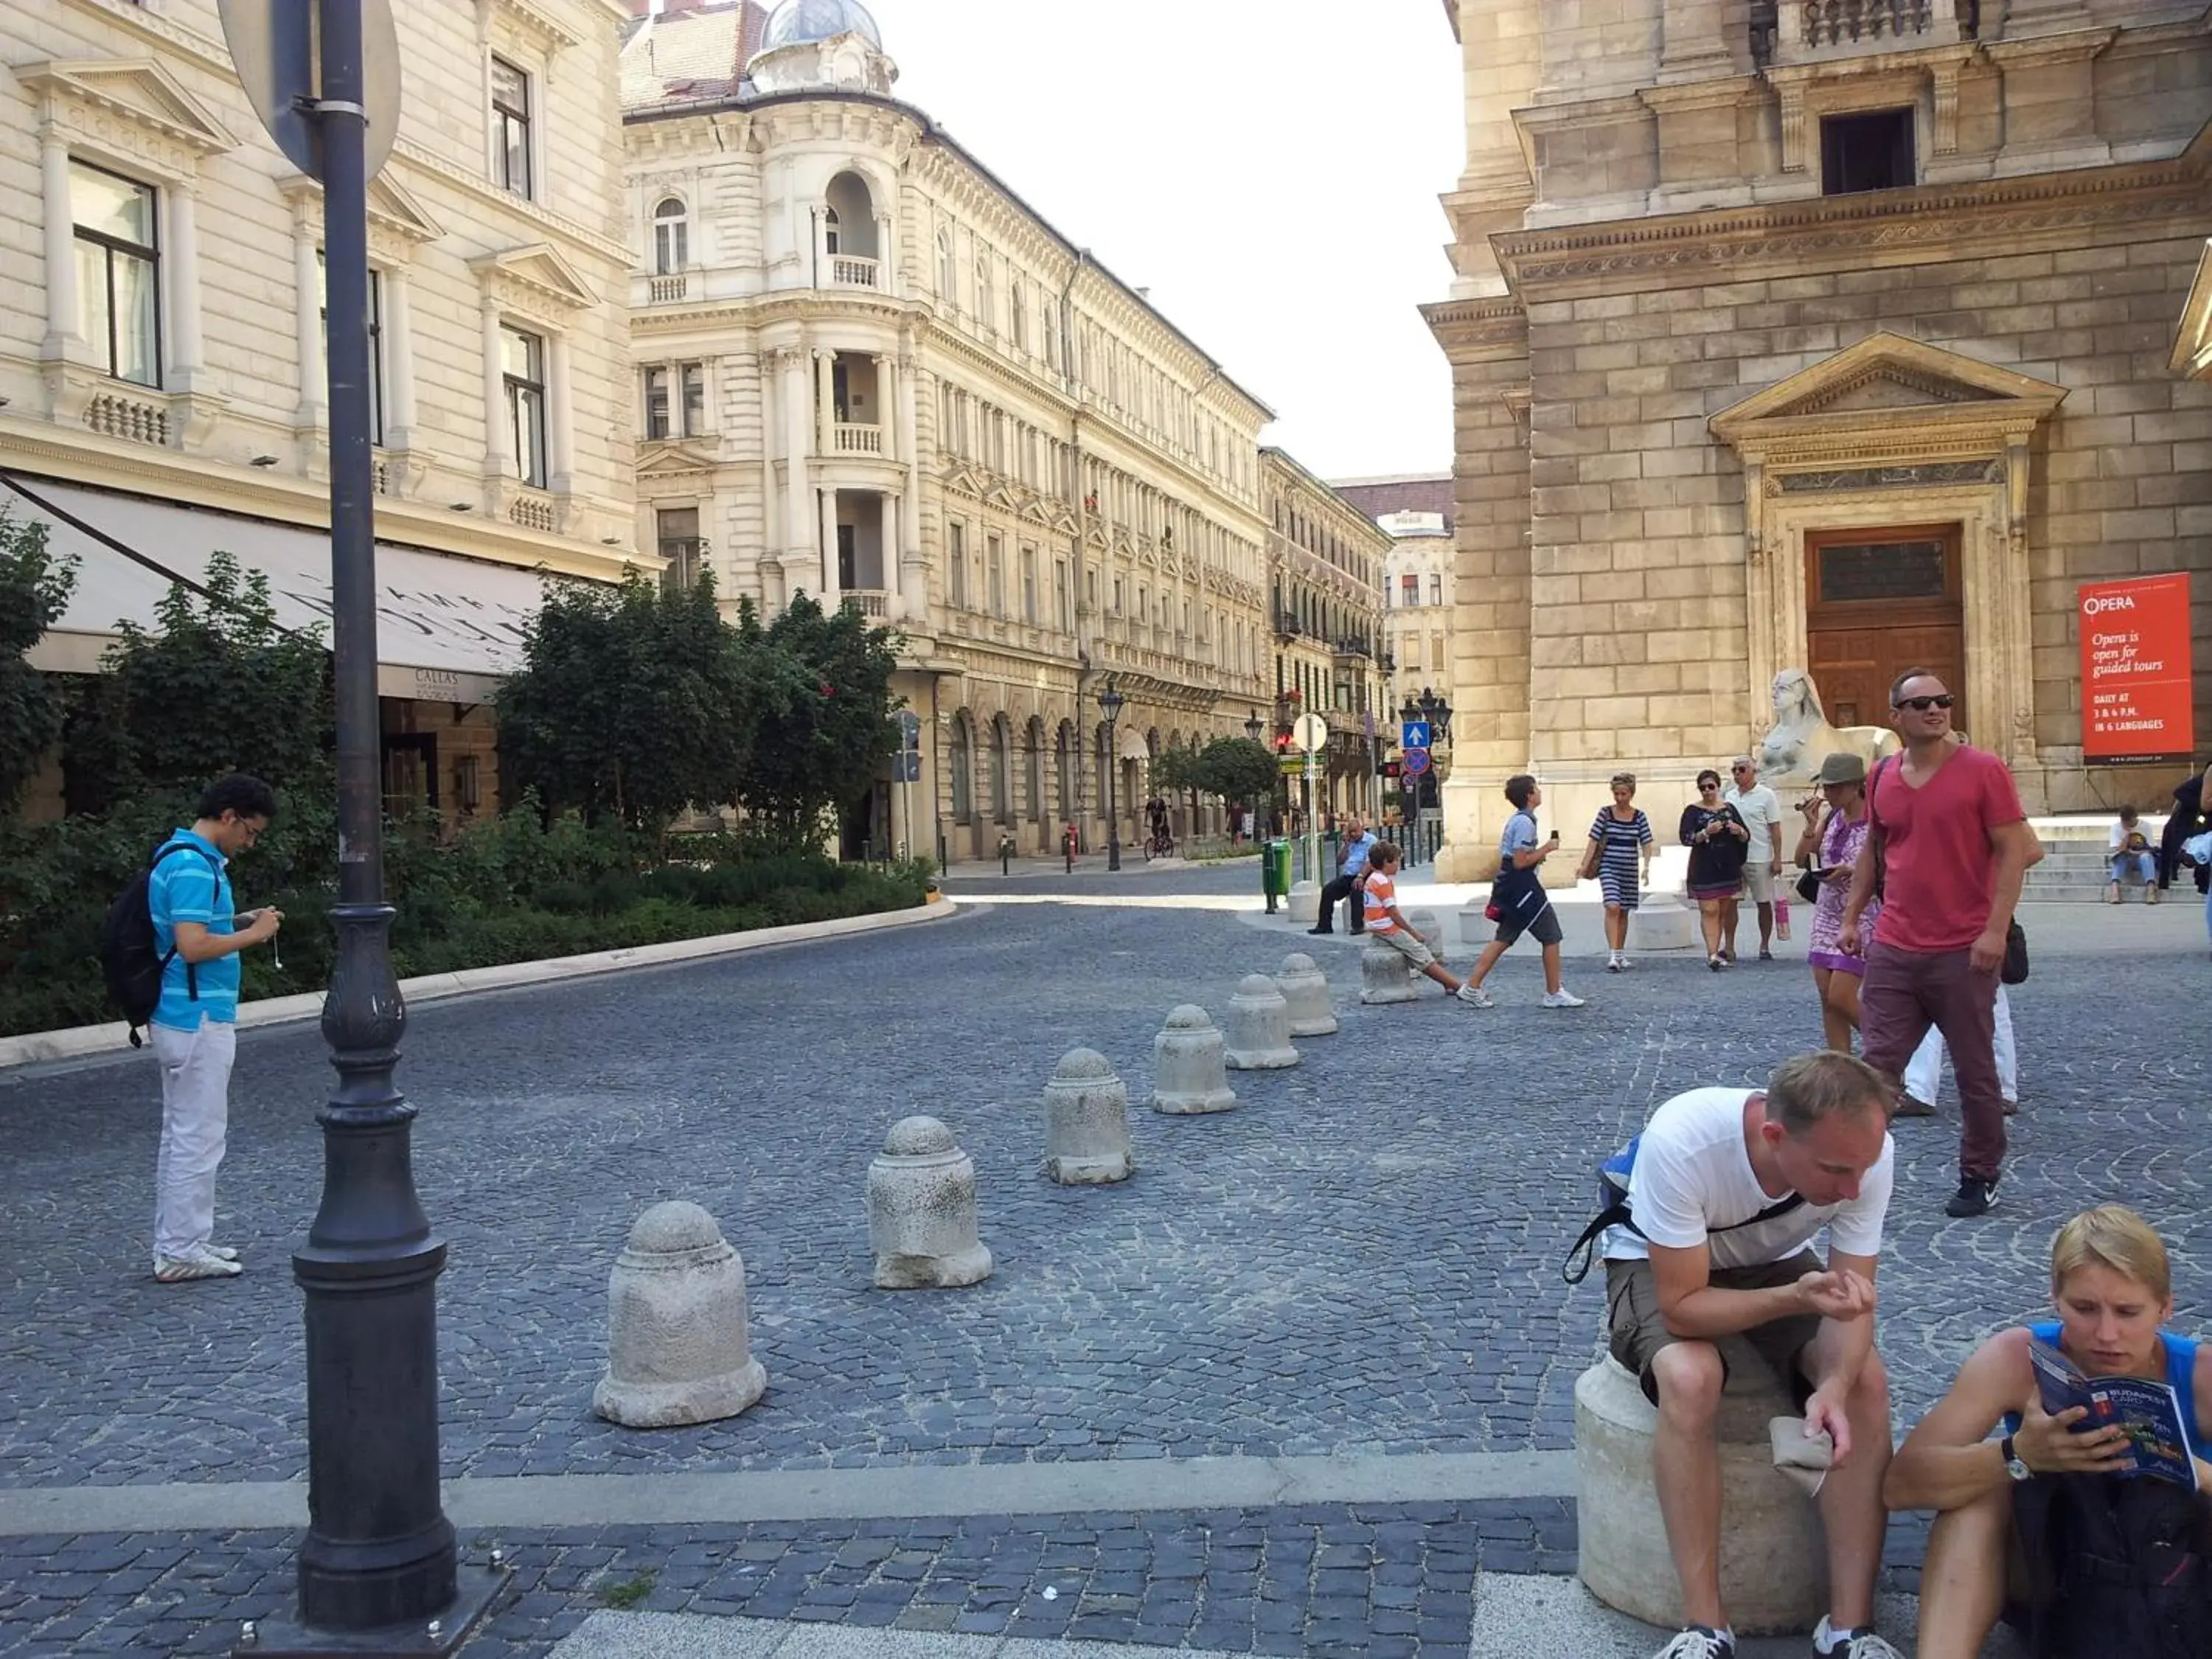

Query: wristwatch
left=2000, top=1435, right=2031, bottom=1481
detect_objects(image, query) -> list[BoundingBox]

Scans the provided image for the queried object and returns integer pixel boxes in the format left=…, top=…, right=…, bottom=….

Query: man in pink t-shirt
left=1840, top=669, right=2042, bottom=1219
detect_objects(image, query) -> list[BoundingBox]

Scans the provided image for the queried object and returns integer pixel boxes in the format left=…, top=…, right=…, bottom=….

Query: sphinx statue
left=1756, top=669, right=1902, bottom=786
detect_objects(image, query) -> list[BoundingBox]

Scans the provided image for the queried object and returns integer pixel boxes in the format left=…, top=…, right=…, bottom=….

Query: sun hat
left=1814, top=752, right=1867, bottom=787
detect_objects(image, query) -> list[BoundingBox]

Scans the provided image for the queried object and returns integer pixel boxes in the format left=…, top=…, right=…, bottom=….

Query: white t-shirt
left=1603, top=1086, right=1893, bottom=1270
left=1726, top=782, right=1783, bottom=866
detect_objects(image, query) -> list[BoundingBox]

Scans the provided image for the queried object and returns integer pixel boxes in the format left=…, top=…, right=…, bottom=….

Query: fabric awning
left=7, top=477, right=554, bottom=703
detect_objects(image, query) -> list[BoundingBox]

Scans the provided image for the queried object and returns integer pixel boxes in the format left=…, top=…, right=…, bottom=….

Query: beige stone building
left=1259, top=450, right=1390, bottom=821
left=621, top=0, right=1276, bottom=861
left=1334, top=471, right=1459, bottom=812
left=1429, top=0, right=2212, bottom=879
left=1, top=0, right=638, bottom=823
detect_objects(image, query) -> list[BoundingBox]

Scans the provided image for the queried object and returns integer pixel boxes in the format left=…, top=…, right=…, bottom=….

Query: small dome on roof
left=760, top=0, right=882, bottom=52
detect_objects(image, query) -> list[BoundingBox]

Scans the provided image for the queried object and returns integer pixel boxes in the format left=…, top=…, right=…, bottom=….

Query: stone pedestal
left=1043, top=1048, right=1135, bottom=1184
left=1274, top=953, right=1338, bottom=1037
left=1628, top=898, right=1697, bottom=953
left=593, top=1201, right=768, bottom=1428
left=1150, top=1005, right=1238, bottom=1114
left=1404, top=908, right=1445, bottom=953
left=1222, top=973, right=1298, bottom=1069
left=1287, top=880, right=1321, bottom=925
left=868, top=1116, right=993, bottom=1289
left=1574, top=1357, right=1829, bottom=1635
left=1360, top=939, right=1422, bottom=1004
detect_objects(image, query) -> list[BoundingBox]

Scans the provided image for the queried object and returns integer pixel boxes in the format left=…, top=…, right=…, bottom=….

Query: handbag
left=2001, top=919, right=2029, bottom=986
left=1795, top=867, right=1822, bottom=905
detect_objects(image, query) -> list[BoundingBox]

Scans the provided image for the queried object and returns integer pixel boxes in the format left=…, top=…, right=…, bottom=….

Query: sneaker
left=1759, top=948, right=1774, bottom=961
left=1652, top=1628, right=1735, bottom=1659
left=1606, top=956, right=1623, bottom=973
left=1721, top=948, right=1736, bottom=964
left=2002, top=1096, right=2019, bottom=1117
left=1541, top=988, right=1587, bottom=1009
left=1458, top=984, right=1493, bottom=1007
left=1616, top=956, right=1634, bottom=970
left=1944, top=1177, right=1999, bottom=1218
left=1812, top=1618, right=1905, bottom=1659
left=154, top=1245, right=243, bottom=1283
left=206, top=1244, right=240, bottom=1262
left=1894, top=1093, right=1937, bottom=1118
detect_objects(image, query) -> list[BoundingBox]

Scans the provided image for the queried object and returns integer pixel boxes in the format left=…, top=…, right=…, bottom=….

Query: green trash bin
left=1262, top=838, right=1293, bottom=912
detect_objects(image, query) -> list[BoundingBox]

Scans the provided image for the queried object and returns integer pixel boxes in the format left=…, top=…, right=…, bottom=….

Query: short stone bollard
left=1150, top=1005, right=1237, bottom=1115
left=1404, top=908, right=1445, bottom=953
left=1043, top=1048, right=1135, bottom=1185
left=593, top=1200, right=768, bottom=1428
left=1285, top=879, right=1322, bottom=925
left=1274, top=953, right=1338, bottom=1037
left=1575, top=1357, right=1829, bottom=1635
left=1360, top=938, right=1421, bottom=1004
left=1628, top=897, right=1698, bottom=953
left=868, top=1116, right=994, bottom=1289
left=1222, top=973, right=1299, bottom=1069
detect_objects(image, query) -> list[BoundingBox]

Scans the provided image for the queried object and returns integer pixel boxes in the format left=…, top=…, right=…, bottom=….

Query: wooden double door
left=1804, top=524, right=1965, bottom=733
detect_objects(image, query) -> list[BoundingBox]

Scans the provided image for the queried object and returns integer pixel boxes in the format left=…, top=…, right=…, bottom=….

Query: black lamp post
left=1244, top=709, right=1264, bottom=742
left=1099, top=681, right=1125, bottom=872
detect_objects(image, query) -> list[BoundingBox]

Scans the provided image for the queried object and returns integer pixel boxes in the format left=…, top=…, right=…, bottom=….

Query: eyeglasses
left=1731, top=764, right=1752, bottom=772
left=1893, top=695, right=1955, bottom=712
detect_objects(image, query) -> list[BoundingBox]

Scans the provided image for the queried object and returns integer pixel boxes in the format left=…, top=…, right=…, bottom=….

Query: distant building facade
left=622, top=0, right=1278, bottom=860
left=1430, top=0, right=2212, bottom=876
left=3, top=0, right=638, bottom=824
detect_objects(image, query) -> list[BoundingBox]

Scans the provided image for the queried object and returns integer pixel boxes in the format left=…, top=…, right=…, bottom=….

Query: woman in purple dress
left=1794, top=751, right=1882, bottom=1051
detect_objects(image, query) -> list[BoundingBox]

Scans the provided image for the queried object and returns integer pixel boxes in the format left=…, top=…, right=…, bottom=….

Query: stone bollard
left=1150, top=1005, right=1238, bottom=1115
left=1286, top=879, right=1322, bottom=925
left=1628, top=897, right=1698, bottom=953
left=593, top=1200, right=768, bottom=1428
left=1274, top=953, right=1338, bottom=1037
left=868, top=1116, right=994, bottom=1289
left=1404, top=908, right=1445, bottom=953
left=1360, top=938, right=1421, bottom=1004
left=1575, top=1357, right=1828, bottom=1635
left=1222, top=974, right=1299, bottom=1069
left=1043, top=1049, right=1135, bottom=1185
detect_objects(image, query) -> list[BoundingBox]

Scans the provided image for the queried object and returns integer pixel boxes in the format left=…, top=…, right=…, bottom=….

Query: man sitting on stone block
left=1602, top=1051, right=1901, bottom=1659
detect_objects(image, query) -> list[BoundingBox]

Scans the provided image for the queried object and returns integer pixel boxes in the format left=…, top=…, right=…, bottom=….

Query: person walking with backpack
left=1461, top=774, right=1584, bottom=1008
left=141, top=775, right=282, bottom=1283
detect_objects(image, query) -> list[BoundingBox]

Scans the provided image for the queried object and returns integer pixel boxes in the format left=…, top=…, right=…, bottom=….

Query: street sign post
left=220, top=0, right=403, bottom=184
left=894, top=712, right=922, bottom=855
left=1401, top=720, right=1431, bottom=751
left=1402, top=747, right=1431, bottom=777
left=1292, top=713, right=1327, bottom=889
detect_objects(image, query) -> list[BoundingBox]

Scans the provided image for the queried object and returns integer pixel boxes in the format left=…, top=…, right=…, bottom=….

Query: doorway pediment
left=1710, top=332, right=2065, bottom=464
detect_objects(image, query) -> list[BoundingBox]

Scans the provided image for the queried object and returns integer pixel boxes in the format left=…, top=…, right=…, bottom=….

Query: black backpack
left=2013, top=1472, right=2212, bottom=1658
left=100, top=841, right=220, bottom=1046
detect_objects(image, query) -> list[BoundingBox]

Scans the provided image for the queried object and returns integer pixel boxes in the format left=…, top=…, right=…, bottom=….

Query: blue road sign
left=896, top=710, right=922, bottom=751
left=1402, top=747, right=1432, bottom=778
left=1401, top=720, right=1431, bottom=751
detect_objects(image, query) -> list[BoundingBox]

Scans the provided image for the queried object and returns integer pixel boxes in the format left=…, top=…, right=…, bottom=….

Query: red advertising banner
left=2079, top=572, right=2194, bottom=763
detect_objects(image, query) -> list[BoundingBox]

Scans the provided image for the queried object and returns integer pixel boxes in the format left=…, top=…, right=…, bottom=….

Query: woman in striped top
left=1586, top=772, right=1655, bottom=973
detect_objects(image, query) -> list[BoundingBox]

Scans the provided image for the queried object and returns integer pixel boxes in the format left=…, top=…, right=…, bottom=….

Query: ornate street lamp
left=1099, top=680, right=1125, bottom=872
left=1243, top=709, right=1265, bottom=742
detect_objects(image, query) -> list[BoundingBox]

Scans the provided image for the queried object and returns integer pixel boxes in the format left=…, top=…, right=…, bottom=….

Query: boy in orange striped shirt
left=1363, top=843, right=1485, bottom=1005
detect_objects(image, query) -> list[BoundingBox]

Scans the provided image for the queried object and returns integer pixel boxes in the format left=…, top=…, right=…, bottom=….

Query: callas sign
left=2078, top=572, right=2194, bottom=763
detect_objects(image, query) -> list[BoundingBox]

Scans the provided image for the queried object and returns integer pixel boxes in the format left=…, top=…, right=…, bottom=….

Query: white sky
left=866, top=0, right=1467, bottom=481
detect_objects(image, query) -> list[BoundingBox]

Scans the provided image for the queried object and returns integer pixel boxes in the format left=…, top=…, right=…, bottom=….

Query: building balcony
left=1332, top=636, right=1373, bottom=662
left=846, top=588, right=891, bottom=619
left=647, top=273, right=689, bottom=304
left=830, top=255, right=880, bottom=290
left=1273, top=611, right=1302, bottom=641
left=832, top=422, right=884, bottom=455
left=1756, top=0, right=1976, bottom=67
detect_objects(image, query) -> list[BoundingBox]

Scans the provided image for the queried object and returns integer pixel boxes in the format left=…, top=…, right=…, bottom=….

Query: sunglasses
left=1893, top=695, right=1955, bottom=712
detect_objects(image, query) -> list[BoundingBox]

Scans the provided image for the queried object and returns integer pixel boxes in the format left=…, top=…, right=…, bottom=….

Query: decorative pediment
left=480, top=0, right=582, bottom=58
left=280, top=170, right=448, bottom=255
left=942, top=464, right=984, bottom=498
left=1711, top=332, right=2066, bottom=458
left=638, top=441, right=719, bottom=478
left=20, top=58, right=234, bottom=175
left=469, top=243, right=599, bottom=316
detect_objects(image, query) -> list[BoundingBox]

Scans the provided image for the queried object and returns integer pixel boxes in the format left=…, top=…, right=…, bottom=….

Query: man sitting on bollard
left=1309, top=813, right=1378, bottom=936
left=1595, top=1051, right=1901, bottom=1659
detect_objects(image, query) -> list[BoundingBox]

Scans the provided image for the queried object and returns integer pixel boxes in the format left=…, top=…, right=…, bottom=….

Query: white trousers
left=151, top=1016, right=235, bottom=1261
left=1903, top=984, right=2017, bottom=1105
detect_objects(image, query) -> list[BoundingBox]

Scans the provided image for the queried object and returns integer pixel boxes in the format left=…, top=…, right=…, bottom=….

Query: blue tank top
left=2002, top=1321, right=2206, bottom=1456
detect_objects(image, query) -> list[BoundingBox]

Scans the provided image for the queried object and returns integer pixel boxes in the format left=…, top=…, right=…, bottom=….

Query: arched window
left=990, top=716, right=1012, bottom=821
left=653, top=197, right=688, bottom=274
left=1056, top=722, right=1074, bottom=822
left=936, top=231, right=956, bottom=305
left=975, top=256, right=994, bottom=333
left=824, top=204, right=841, bottom=255
left=1010, top=282, right=1028, bottom=353
left=1026, top=717, right=1046, bottom=824
left=950, top=714, right=973, bottom=824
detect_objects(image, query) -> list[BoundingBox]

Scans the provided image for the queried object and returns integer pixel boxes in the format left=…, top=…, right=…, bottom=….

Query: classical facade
left=1259, top=450, right=1389, bottom=819
left=1428, top=0, right=2212, bottom=878
left=1335, top=472, right=1458, bottom=715
left=2, top=0, right=638, bottom=824
left=622, top=0, right=1276, bottom=861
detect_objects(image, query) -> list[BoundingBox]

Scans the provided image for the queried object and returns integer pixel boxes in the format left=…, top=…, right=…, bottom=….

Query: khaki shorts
left=1373, top=928, right=1435, bottom=969
left=1605, top=1251, right=1823, bottom=1406
left=1744, top=862, right=1776, bottom=904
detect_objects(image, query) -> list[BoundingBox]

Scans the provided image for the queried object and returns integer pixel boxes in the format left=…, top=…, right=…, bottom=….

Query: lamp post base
left=235, top=1564, right=507, bottom=1658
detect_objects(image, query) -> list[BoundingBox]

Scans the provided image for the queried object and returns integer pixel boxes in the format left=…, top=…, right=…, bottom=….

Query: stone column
left=548, top=330, right=575, bottom=496
left=383, top=265, right=417, bottom=451
left=165, top=180, right=204, bottom=391
left=292, top=205, right=325, bottom=431
left=1658, top=0, right=1743, bottom=82
left=815, top=348, right=835, bottom=452
left=876, top=213, right=895, bottom=295
left=781, top=345, right=811, bottom=585
left=899, top=351, right=927, bottom=616
left=38, top=131, right=79, bottom=360
left=820, top=484, right=841, bottom=607
left=479, top=298, right=511, bottom=482
left=883, top=492, right=900, bottom=602
left=877, top=352, right=897, bottom=462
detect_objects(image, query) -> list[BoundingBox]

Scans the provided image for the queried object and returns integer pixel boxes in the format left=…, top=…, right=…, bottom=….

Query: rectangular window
left=1428, top=573, right=1442, bottom=607
left=1021, top=546, right=1037, bottom=624
left=501, top=324, right=548, bottom=488
left=657, top=506, right=700, bottom=592
left=1055, top=560, right=1070, bottom=630
left=1430, top=631, right=1445, bottom=674
left=949, top=521, right=967, bottom=608
left=491, top=57, right=534, bottom=199
left=1113, top=577, right=1124, bottom=616
left=643, top=366, right=670, bottom=440
left=72, top=160, right=160, bottom=388
left=1821, top=108, right=1913, bottom=196
left=680, top=361, right=706, bottom=435
left=316, top=252, right=386, bottom=445
left=987, top=534, right=1004, bottom=615
left=1400, top=574, right=1419, bottom=608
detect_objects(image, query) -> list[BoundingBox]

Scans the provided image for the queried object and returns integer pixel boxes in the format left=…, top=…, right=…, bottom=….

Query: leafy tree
left=496, top=569, right=763, bottom=837
left=734, top=594, right=904, bottom=842
left=1150, top=742, right=1204, bottom=835
left=1192, top=737, right=1279, bottom=815
left=0, top=509, right=77, bottom=818
left=66, top=551, right=332, bottom=813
